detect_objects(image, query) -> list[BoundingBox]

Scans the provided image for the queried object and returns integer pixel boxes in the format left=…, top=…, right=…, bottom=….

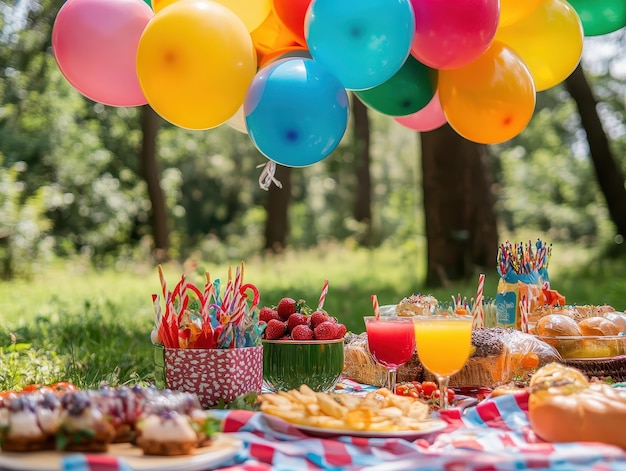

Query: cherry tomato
left=50, top=382, right=78, bottom=393
left=411, top=382, right=423, bottom=394
left=421, top=381, right=437, bottom=397
left=21, top=384, right=43, bottom=392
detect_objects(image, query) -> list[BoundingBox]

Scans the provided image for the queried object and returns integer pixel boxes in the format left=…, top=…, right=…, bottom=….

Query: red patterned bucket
left=164, top=346, right=263, bottom=408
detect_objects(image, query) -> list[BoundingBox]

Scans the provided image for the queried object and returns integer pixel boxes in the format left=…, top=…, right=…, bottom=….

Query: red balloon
left=272, top=0, right=311, bottom=46
left=410, top=0, right=500, bottom=70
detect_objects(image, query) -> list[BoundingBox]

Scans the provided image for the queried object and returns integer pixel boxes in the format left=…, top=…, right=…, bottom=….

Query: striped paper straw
left=371, top=294, right=381, bottom=320
left=317, top=279, right=329, bottom=311
left=474, top=274, right=485, bottom=328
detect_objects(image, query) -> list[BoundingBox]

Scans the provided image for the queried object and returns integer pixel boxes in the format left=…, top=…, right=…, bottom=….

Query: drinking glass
left=364, top=316, right=416, bottom=393
left=413, top=308, right=473, bottom=409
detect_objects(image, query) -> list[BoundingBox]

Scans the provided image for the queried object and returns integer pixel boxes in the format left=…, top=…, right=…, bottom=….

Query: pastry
left=396, top=294, right=438, bottom=317
left=0, top=392, right=61, bottom=452
left=529, top=362, right=626, bottom=449
left=57, top=391, right=116, bottom=452
left=135, top=407, right=222, bottom=456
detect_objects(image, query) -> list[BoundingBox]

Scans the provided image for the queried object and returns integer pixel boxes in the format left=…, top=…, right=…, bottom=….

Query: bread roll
left=603, top=312, right=626, bottom=333
left=536, top=314, right=581, bottom=337
left=578, top=317, right=621, bottom=336
left=528, top=363, right=626, bottom=450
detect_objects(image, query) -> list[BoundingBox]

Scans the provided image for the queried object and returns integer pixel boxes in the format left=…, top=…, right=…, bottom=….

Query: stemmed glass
left=412, top=306, right=473, bottom=409
left=364, top=316, right=416, bottom=393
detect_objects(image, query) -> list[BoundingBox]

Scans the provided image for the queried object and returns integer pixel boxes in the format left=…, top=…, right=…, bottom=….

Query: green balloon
left=355, top=56, right=436, bottom=117
left=143, top=0, right=152, bottom=9
left=567, top=0, right=626, bottom=36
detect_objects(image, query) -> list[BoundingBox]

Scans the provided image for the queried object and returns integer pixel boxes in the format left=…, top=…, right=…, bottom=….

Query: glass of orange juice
left=413, top=307, right=473, bottom=410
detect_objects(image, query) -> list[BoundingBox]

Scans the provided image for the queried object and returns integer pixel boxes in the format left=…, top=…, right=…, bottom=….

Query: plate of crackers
left=258, top=385, right=447, bottom=439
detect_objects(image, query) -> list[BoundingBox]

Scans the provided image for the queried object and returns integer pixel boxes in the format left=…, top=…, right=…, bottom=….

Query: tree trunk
left=351, top=97, right=373, bottom=246
left=264, top=164, right=292, bottom=252
left=564, top=64, right=626, bottom=237
left=421, top=124, right=498, bottom=288
left=139, top=105, right=170, bottom=261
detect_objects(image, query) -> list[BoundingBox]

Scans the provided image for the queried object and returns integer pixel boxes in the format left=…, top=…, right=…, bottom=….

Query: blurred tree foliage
left=0, top=1, right=625, bottom=276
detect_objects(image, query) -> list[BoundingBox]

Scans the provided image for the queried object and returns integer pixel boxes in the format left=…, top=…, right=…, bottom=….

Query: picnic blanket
left=58, top=389, right=626, bottom=471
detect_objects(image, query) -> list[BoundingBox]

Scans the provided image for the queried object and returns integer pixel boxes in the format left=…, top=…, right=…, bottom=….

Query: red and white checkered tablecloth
left=60, top=388, right=626, bottom=471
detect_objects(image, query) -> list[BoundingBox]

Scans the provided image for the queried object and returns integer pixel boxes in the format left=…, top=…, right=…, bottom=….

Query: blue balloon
left=305, top=0, right=415, bottom=91
left=244, top=58, right=349, bottom=168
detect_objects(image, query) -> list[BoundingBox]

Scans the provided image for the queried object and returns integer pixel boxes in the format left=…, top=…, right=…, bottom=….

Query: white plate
left=289, top=419, right=447, bottom=440
left=0, top=434, right=242, bottom=471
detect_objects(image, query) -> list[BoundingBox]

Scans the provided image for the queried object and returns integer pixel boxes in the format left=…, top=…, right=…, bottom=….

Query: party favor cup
left=162, top=346, right=263, bottom=408
left=262, top=339, right=344, bottom=392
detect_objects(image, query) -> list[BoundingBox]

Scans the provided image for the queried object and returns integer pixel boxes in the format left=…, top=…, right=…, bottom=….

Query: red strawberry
left=310, top=310, right=329, bottom=327
left=265, top=319, right=287, bottom=340
left=335, top=323, right=347, bottom=339
left=291, top=324, right=313, bottom=340
left=277, top=297, right=297, bottom=321
left=259, top=306, right=279, bottom=323
left=287, top=313, right=309, bottom=332
left=313, top=321, right=339, bottom=340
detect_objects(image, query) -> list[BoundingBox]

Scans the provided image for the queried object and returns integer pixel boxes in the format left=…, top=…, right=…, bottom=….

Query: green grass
left=0, top=238, right=624, bottom=391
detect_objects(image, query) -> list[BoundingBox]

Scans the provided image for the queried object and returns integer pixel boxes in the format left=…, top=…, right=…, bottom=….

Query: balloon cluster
left=52, top=0, right=625, bottom=169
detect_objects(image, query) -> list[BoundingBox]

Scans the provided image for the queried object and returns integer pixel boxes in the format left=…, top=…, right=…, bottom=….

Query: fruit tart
left=0, top=391, right=62, bottom=452
left=57, top=390, right=116, bottom=452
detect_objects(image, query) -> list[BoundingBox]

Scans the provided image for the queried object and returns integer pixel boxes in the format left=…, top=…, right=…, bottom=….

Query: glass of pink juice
left=364, top=316, right=416, bottom=392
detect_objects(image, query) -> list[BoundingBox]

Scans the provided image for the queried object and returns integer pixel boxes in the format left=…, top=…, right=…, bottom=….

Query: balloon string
left=257, top=161, right=283, bottom=191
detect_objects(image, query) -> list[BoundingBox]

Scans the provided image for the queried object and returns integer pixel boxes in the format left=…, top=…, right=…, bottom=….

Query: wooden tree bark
left=264, top=164, right=292, bottom=252
left=351, top=97, right=373, bottom=246
left=564, top=64, right=626, bottom=237
left=421, top=124, right=498, bottom=287
left=139, top=105, right=170, bottom=261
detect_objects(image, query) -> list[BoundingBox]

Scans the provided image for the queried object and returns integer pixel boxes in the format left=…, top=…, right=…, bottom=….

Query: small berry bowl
left=262, top=338, right=345, bottom=393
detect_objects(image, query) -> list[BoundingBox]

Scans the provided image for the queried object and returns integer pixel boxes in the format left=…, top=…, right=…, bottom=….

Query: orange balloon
left=496, top=0, right=583, bottom=91
left=438, top=41, right=536, bottom=145
left=251, top=9, right=299, bottom=66
left=499, top=0, right=545, bottom=27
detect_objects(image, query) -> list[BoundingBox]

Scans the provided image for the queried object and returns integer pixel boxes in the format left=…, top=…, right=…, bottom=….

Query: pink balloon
left=52, top=0, right=153, bottom=107
left=394, top=92, right=446, bottom=132
left=410, top=0, right=499, bottom=70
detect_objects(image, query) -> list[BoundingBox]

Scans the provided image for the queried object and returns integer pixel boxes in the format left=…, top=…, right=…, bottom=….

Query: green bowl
left=262, top=339, right=345, bottom=392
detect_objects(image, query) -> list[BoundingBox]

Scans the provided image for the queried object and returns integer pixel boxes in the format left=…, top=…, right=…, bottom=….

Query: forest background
left=0, top=1, right=625, bottom=388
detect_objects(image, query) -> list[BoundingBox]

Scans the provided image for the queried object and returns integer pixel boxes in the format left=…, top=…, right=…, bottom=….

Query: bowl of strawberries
left=261, top=297, right=347, bottom=393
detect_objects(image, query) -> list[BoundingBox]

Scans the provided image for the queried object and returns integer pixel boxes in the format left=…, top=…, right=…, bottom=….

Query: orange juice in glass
left=413, top=313, right=472, bottom=409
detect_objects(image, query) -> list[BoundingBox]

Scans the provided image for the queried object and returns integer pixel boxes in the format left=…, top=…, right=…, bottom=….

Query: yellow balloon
left=153, top=0, right=271, bottom=32
left=499, top=0, right=545, bottom=28
left=136, top=0, right=257, bottom=130
left=495, top=0, right=583, bottom=91
left=438, top=41, right=536, bottom=145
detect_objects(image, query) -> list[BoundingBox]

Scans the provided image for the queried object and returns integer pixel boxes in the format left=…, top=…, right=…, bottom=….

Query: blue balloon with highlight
left=244, top=58, right=350, bottom=167
left=305, top=0, right=415, bottom=91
